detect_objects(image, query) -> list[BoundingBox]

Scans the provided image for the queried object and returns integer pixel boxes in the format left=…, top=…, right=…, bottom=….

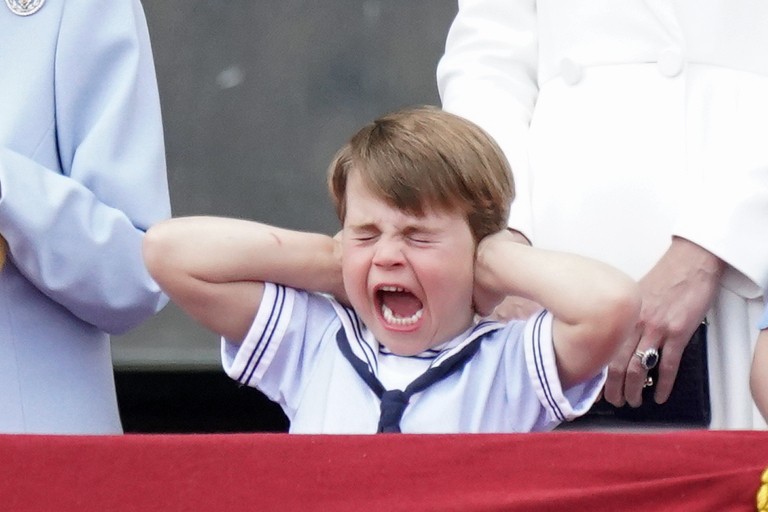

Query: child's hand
left=331, top=230, right=351, bottom=306
left=473, top=289, right=505, bottom=318
left=473, top=230, right=514, bottom=316
left=487, top=295, right=541, bottom=321
left=474, top=230, right=541, bottom=320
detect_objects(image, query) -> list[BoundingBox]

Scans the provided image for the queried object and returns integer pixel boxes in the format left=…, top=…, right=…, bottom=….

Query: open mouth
left=376, top=285, right=424, bottom=327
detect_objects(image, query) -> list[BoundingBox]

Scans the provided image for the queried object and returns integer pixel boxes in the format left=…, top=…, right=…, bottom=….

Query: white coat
left=0, top=0, right=170, bottom=433
left=437, top=0, right=768, bottom=429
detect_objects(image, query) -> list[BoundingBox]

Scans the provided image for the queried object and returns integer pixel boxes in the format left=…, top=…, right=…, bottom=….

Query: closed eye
left=407, top=234, right=437, bottom=245
left=401, top=224, right=438, bottom=244
left=348, top=226, right=379, bottom=242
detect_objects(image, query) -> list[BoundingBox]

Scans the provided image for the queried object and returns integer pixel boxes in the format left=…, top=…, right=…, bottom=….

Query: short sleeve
left=523, top=310, right=606, bottom=426
left=221, top=283, right=340, bottom=418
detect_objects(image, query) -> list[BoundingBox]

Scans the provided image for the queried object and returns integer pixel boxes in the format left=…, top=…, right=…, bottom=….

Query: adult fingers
left=624, top=331, right=662, bottom=408
left=603, top=324, right=641, bottom=407
left=653, top=334, right=686, bottom=404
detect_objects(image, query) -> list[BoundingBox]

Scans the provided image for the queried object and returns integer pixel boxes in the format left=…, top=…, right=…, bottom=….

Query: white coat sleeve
left=672, top=70, right=768, bottom=298
left=0, top=0, right=171, bottom=334
left=436, top=0, right=538, bottom=240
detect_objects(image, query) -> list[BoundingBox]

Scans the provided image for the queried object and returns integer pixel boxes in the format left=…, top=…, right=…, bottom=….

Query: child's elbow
left=142, top=222, right=177, bottom=283
left=599, top=279, right=642, bottom=347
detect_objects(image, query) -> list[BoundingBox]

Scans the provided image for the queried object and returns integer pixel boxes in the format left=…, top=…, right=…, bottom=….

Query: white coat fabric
left=0, top=0, right=170, bottom=433
left=437, top=0, right=768, bottom=429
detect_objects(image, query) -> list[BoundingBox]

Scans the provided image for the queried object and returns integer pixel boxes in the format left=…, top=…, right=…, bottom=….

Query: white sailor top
left=222, top=283, right=605, bottom=433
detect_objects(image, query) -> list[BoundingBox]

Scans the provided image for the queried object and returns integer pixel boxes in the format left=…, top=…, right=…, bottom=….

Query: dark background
left=113, top=1, right=459, bottom=432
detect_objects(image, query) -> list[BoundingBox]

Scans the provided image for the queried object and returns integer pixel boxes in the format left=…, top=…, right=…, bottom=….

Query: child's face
left=341, top=171, right=476, bottom=356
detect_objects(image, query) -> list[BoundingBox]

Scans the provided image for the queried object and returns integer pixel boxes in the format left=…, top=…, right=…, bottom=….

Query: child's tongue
left=381, top=290, right=422, bottom=317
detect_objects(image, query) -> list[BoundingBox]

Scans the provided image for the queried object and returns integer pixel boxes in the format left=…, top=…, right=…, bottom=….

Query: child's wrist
left=475, top=233, right=509, bottom=290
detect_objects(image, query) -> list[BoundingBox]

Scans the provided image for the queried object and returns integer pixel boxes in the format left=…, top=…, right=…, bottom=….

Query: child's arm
left=143, top=216, right=343, bottom=343
left=474, top=229, right=641, bottom=389
left=751, top=328, right=768, bottom=423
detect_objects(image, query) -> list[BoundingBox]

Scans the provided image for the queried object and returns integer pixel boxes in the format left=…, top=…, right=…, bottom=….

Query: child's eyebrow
left=402, top=225, right=441, bottom=236
left=347, top=222, right=379, bottom=232
left=346, top=222, right=441, bottom=236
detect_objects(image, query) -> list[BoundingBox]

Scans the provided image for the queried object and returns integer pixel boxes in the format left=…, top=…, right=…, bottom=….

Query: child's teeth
left=382, top=304, right=423, bottom=326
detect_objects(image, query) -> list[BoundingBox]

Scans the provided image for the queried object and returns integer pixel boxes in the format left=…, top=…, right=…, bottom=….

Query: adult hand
left=603, top=237, right=724, bottom=408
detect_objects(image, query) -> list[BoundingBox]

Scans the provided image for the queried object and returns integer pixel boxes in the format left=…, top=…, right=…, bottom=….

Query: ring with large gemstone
left=634, top=348, right=660, bottom=371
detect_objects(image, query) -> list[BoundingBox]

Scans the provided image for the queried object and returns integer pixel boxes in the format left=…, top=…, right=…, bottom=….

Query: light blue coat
left=0, top=0, right=170, bottom=433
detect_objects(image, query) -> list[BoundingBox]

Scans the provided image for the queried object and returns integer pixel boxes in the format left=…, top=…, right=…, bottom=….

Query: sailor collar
left=330, top=301, right=503, bottom=378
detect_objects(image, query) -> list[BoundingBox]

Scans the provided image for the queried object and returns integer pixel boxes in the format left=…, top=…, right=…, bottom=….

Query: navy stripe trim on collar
left=338, top=306, right=378, bottom=374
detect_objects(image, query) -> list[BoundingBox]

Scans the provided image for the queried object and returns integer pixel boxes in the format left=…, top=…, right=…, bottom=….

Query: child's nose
left=372, top=239, right=405, bottom=267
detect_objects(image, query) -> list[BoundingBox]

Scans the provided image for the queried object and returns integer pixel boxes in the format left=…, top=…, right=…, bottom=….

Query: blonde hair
left=328, top=105, right=514, bottom=243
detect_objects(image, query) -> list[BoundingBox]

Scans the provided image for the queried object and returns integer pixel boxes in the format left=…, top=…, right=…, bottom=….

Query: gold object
left=0, top=235, right=7, bottom=270
left=756, top=467, right=768, bottom=511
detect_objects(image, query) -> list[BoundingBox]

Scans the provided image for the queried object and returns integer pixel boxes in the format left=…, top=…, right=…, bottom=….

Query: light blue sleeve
left=760, top=303, right=768, bottom=330
left=0, top=0, right=170, bottom=334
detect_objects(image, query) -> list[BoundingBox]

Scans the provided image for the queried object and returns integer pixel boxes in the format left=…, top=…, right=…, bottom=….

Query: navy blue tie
left=335, top=328, right=483, bottom=433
